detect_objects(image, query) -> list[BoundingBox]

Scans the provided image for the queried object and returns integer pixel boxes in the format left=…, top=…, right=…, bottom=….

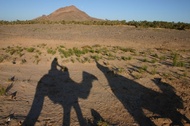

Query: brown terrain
left=0, top=6, right=190, bottom=126
left=35, top=5, right=101, bottom=21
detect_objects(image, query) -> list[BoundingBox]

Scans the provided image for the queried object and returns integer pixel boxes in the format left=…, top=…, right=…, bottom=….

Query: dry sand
left=0, top=24, right=190, bottom=126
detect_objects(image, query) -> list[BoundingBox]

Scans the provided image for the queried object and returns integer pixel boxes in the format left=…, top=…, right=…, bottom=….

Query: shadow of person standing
left=96, top=61, right=189, bottom=126
left=22, top=58, right=97, bottom=126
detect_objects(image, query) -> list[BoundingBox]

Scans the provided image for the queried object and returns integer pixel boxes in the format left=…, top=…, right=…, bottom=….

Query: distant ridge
left=35, top=5, right=101, bottom=21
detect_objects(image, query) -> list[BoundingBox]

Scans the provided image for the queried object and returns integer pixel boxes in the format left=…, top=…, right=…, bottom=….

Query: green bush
left=26, top=47, right=35, bottom=52
left=0, top=85, right=5, bottom=96
left=47, top=48, right=56, bottom=55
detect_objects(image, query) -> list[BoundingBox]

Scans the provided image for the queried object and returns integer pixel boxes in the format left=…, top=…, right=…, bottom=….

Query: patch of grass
left=172, top=53, right=185, bottom=67
left=47, top=48, right=56, bottom=55
left=172, top=53, right=179, bottom=66
left=59, top=45, right=65, bottom=48
left=121, top=56, right=132, bottom=61
left=152, top=53, right=159, bottom=58
left=70, top=58, right=75, bottom=63
left=117, top=67, right=125, bottom=73
left=37, top=43, right=47, bottom=48
left=162, top=73, right=170, bottom=79
left=73, top=47, right=87, bottom=57
left=142, top=65, right=148, bottom=71
left=150, top=68, right=157, bottom=75
left=142, top=58, right=148, bottom=62
left=106, top=53, right=116, bottom=60
left=92, top=44, right=101, bottom=48
left=138, top=65, right=148, bottom=73
left=159, top=55, right=166, bottom=61
left=119, top=47, right=136, bottom=53
left=97, top=120, right=109, bottom=126
left=91, top=55, right=102, bottom=61
left=36, top=50, right=42, bottom=55
left=150, top=59, right=157, bottom=63
left=0, top=85, right=6, bottom=96
left=133, top=73, right=142, bottom=79
left=26, top=47, right=35, bottom=53
left=21, top=59, right=27, bottom=64
left=83, top=57, right=91, bottom=63
left=0, top=56, right=4, bottom=63
left=59, top=48, right=73, bottom=58
left=76, top=57, right=81, bottom=62
left=34, top=59, right=40, bottom=65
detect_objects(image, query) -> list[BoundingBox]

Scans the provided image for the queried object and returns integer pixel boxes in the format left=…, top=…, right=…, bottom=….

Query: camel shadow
left=22, top=58, right=97, bottom=126
left=96, top=61, right=190, bottom=126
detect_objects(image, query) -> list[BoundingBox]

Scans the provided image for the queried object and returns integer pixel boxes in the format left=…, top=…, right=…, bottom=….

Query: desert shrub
left=142, top=58, right=148, bottom=62
left=59, top=48, right=73, bottom=58
left=47, top=48, right=56, bottom=55
left=21, top=59, right=27, bottom=64
left=138, top=65, right=148, bottom=73
left=121, top=56, right=132, bottom=61
left=37, top=43, right=47, bottom=48
left=1, top=20, right=190, bottom=30
left=172, top=53, right=185, bottom=67
left=73, top=47, right=86, bottom=57
left=150, top=68, right=157, bottom=75
left=152, top=53, right=159, bottom=58
left=26, top=47, right=35, bottom=52
left=70, top=58, right=75, bottom=63
left=0, top=85, right=6, bottom=96
left=159, top=55, right=166, bottom=61
left=172, top=53, right=178, bottom=66
left=91, top=55, right=102, bottom=61
left=97, top=120, right=109, bottom=126
left=0, top=56, right=4, bottom=63
left=119, top=47, right=135, bottom=53
left=92, top=44, right=101, bottom=48
left=59, top=45, right=65, bottom=48
left=150, top=59, right=157, bottom=63
left=105, top=53, right=116, bottom=60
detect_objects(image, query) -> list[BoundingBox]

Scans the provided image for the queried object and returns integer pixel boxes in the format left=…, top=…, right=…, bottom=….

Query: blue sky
left=0, top=0, right=190, bottom=23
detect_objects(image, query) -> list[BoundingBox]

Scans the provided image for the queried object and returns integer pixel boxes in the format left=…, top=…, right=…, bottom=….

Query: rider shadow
left=22, top=58, right=97, bottom=126
left=96, top=61, right=190, bottom=126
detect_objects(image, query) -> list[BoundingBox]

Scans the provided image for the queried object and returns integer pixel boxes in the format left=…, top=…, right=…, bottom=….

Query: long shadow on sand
left=96, top=61, right=189, bottom=126
left=22, top=58, right=97, bottom=126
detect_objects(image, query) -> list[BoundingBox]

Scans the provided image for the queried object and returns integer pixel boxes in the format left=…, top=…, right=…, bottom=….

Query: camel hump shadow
left=96, top=61, right=190, bottom=126
left=22, top=58, right=97, bottom=126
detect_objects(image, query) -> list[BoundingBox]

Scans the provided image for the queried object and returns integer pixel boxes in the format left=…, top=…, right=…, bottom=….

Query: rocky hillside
left=35, top=5, right=101, bottom=21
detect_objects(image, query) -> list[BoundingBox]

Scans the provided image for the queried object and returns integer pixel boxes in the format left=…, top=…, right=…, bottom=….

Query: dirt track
left=0, top=24, right=190, bottom=126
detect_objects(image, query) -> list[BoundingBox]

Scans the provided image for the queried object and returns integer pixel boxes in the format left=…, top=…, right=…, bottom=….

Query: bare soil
left=0, top=24, right=190, bottom=126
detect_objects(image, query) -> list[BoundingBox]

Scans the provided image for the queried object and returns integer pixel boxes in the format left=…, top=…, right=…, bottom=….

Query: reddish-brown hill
left=35, top=5, right=101, bottom=21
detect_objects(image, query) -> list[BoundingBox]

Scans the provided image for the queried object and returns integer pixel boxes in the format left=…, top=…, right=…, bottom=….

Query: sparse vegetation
left=0, top=23, right=190, bottom=126
left=172, top=53, right=185, bottom=67
left=97, top=120, right=109, bottom=126
left=1, top=20, right=190, bottom=30
left=0, top=56, right=4, bottom=63
left=150, top=68, right=157, bottom=75
left=26, top=47, right=35, bottom=53
left=0, top=85, right=6, bottom=96
left=47, top=48, right=56, bottom=55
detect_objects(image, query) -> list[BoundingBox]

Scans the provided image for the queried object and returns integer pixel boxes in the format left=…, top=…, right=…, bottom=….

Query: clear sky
left=0, top=0, right=190, bottom=23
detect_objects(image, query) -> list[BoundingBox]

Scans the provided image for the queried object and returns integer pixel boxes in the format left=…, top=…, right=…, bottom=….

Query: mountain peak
left=54, top=5, right=79, bottom=13
left=35, top=5, right=101, bottom=21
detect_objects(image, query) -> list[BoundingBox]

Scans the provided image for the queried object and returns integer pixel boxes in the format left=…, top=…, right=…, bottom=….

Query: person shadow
left=96, top=61, right=190, bottom=126
left=22, top=58, right=97, bottom=126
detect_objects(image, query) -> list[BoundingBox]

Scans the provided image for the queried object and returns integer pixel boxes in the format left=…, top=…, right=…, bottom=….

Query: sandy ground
left=0, top=24, right=190, bottom=126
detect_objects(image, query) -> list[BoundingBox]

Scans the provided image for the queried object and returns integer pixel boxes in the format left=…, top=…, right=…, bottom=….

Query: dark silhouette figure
left=96, top=61, right=189, bottom=126
left=22, top=58, right=97, bottom=126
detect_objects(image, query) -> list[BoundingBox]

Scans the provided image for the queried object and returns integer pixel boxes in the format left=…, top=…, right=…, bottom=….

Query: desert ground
left=0, top=24, right=190, bottom=126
